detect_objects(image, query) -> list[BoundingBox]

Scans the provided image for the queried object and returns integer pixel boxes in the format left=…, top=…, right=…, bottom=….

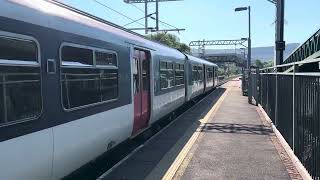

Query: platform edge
left=257, top=104, right=313, bottom=180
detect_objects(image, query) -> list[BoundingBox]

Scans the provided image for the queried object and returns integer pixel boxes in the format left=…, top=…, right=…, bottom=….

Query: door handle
left=47, top=59, right=56, bottom=74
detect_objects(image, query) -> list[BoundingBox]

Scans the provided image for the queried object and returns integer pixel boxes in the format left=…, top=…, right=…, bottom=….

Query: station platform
left=99, top=79, right=299, bottom=180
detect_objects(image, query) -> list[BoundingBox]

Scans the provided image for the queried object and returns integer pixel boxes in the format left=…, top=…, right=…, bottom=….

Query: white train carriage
left=149, top=50, right=187, bottom=125
left=186, top=55, right=217, bottom=101
left=0, top=1, right=218, bottom=179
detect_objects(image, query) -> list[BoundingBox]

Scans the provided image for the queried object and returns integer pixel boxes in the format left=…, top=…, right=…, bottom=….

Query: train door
left=132, top=49, right=151, bottom=135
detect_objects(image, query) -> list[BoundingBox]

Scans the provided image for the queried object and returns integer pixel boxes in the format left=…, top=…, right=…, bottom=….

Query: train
left=0, top=1, right=218, bottom=179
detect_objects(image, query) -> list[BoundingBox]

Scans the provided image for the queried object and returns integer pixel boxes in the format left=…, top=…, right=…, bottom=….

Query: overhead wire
left=151, top=17, right=180, bottom=30
left=129, top=3, right=145, bottom=13
left=92, top=0, right=184, bottom=38
left=127, top=2, right=181, bottom=31
left=124, top=13, right=155, bottom=27
left=92, top=0, right=145, bottom=27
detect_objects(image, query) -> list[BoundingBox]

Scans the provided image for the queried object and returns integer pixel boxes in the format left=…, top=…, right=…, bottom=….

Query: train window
left=133, top=57, right=140, bottom=94
left=95, top=51, right=117, bottom=66
left=192, top=65, right=199, bottom=83
left=175, top=63, right=180, bottom=70
left=167, top=62, right=174, bottom=70
left=167, top=62, right=174, bottom=88
left=175, top=63, right=184, bottom=86
left=160, top=61, right=167, bottom=69
left=180, top=64, right=184, bottom=70
left=160, top=60, right=175, bottom=90
left=142, top=57, right=149, bottom=91
left=62, top=46, right=93, bottom=66
left=207, top=67, right=213, bottom=79
left=0, top=35, right=42, bottom=125
left=100, top=70, right=118, bottom=101
left=192, top=66, right=196, bottom=82
left=0, top=36, right=38, bottom=64
left=192, top=65, right=205, bottom=84
left=198, top=65, right=203, bottom=82
left=61, top=44, right=118, bottom=110
left=160, top=61, right=168, bottom=89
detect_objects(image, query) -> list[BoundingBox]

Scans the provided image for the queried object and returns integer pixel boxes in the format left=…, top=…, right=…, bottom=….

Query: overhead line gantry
left=124, top=0, right=184, bottom=34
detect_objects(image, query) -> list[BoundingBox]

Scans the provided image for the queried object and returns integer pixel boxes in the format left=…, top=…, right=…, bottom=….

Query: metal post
left=256, top=67, right=260, bottom=106
left=155, top=0, right=159, bottom=31
left=248, top=6, right=252, bottom=104
left=145, top=0, right=148, bottom=34
left=2, top=75, right=7, bottom=123
left=242, top=67, right=245, bottom=94
left=275, top=0, right=285, bottom=66
left=125, top=0, right=184, bottom=33
left=292, top=62, right=296, bottom=152
left=275, top=67, right=278, bottom=127
left=202, top=39, right=205, bottom=56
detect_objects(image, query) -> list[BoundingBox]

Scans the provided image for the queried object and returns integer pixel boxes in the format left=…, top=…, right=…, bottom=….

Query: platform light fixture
left=235, top=7, right=248, bottom=11
left=235, top=6, right=252, bottom=104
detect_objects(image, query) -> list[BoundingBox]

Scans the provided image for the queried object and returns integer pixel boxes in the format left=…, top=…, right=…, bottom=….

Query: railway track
left=63, top=77, right=236, bottom=180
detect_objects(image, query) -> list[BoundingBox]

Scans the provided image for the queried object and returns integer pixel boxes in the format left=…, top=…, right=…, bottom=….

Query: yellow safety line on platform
left=161, top=81, right=234, bottom=180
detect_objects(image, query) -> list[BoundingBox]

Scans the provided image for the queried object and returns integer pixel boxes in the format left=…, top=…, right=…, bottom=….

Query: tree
left=263, top=60, right=273, bottom=68
left=254, top=59, right=274, bottom=69
left=255, top=59, right=264, bottom=69
left=178, top=43, right=191, bottom=53
left=217, top=67, right=225, bottom=76
left=146, top=33, right=190, bottom=53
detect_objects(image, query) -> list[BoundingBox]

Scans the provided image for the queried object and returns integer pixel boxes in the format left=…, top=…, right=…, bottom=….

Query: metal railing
left=251, top=61, right=320, bottom=179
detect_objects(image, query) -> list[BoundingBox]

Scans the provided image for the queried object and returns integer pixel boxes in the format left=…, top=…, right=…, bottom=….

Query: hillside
left=191, top=43, right=300, bottom=62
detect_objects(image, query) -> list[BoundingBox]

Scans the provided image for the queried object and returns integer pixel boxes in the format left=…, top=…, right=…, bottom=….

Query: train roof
left=185, top=54, right=218, bottom=67
left=0, top=0, right=185, bottom=59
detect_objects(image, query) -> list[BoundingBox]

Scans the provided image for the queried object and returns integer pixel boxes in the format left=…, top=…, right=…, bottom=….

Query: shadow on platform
left=200, top=123, right=273, bottom=135
left=103, top=88, right=226, bottom=180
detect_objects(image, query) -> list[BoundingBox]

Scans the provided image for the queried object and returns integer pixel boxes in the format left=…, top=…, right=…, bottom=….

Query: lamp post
left=235, top=6, right=252, bottom=104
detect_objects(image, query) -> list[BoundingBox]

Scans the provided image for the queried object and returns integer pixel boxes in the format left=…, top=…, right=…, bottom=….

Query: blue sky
left=62, top=0, right=320, bottom=48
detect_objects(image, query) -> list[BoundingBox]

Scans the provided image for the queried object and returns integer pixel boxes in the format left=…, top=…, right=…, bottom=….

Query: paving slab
left=101, top=79, right=291, bottom=180
left=178, top=80, right=290, bottom=180
left=101, top=87, right=226, bottom=180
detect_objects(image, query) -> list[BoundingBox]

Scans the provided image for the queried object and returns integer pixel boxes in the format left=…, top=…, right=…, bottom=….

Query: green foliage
left=217, top=68, right=225, bottom=76
left=255, top=59, right=264, bottom=69
left=228, top=63, right=241, bottom=75
left=178, top=43, right=191, bottom=54
left=146, top=33, right=190, bottom=53
left=217, top=63, right=240, bottom=77
left=254, top=59, right=274, bottom=69
left=263, top=60, right=274, bottom=68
